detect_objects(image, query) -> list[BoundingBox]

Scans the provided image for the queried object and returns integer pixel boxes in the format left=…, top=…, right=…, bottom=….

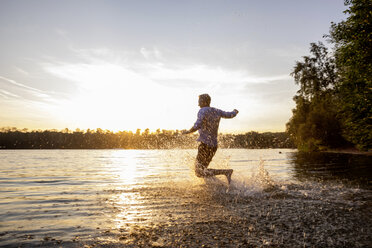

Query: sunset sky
left=0, top=0, right=347, bottom=133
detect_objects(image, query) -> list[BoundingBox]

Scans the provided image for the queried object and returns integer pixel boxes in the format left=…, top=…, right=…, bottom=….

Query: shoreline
left=3, top=183, right=371, bottom=247
left=323, top=148, right=372, bottom=156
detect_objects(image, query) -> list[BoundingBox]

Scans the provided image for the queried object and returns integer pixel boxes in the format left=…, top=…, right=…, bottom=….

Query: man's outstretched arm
left=182, top=126, right=198, bottom=135
left=220, top=109, right=239, bottom=118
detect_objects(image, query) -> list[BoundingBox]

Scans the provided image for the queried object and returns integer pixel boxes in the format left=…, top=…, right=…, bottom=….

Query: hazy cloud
left=0, top=75, right=60, bottom=104
left=0, top=89, right=20, bottom=99
left=140, top=47, right=163, bottom=60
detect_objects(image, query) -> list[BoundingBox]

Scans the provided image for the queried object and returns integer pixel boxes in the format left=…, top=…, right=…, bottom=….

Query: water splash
left=190, top=158, right=277, bottom=197
left=227, top=159, right=276, bottom=196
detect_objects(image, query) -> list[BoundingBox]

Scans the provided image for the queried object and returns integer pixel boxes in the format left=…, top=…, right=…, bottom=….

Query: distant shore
left=0, top=128, right=294, bottom=149
left=324, top=148, right=372, bottom=156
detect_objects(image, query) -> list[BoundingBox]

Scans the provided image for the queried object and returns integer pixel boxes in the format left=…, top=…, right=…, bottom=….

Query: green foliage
left=287, top=43, right=346, bottom=151
left=288, top=0, right=371, bottom=151
left=291, top=42, right=337, bottom=100
left=328, top=0, right=372, bottom=150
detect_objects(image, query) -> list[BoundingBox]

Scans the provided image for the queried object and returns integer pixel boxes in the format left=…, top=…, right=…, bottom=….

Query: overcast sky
left=0, top=0, right=347, bottom=132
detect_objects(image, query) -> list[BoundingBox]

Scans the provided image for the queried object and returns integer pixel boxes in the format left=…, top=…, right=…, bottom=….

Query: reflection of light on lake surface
left=105, top=150, right=150, bottom=229
left=109, top=150, right=141, bottom=185
left=112, top=192, right=146, bottom=229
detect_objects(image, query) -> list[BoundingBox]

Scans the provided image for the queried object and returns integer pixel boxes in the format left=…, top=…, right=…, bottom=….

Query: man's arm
left=219, top=109, right=239, bottom=118
left=182, top=109, right=203, bottom=134
left=182, top=126, right=198, bottom=135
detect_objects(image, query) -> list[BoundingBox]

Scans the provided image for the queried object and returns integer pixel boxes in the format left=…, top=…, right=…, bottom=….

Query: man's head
left=198, top=94, right=211, bottom=108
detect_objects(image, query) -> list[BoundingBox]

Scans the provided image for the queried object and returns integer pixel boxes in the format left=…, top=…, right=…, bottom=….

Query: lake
left=0, top=149, right=371, bottom=247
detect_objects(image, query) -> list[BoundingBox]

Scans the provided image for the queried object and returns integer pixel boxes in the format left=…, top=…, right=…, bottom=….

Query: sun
left=49, top=62, right=196, bottom=132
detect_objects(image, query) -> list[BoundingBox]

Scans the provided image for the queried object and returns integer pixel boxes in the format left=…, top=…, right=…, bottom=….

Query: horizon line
left=0, top=126, right=287, bottom=134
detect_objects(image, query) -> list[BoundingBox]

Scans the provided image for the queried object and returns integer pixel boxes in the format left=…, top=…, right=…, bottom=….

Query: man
left=182, top=94, right=239, bottom=184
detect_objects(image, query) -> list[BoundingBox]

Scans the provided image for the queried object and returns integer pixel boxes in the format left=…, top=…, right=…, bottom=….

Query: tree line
left=287, top=0, right=371, bottom=151
left=0, top=127, right=294, bottom=149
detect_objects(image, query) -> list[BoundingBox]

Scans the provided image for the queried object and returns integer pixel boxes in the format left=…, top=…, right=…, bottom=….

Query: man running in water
left=182, top=94, right=239, bottom=184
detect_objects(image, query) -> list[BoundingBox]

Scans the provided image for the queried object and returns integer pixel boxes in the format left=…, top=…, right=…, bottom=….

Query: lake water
left=0, top=149, right=371, bottom=247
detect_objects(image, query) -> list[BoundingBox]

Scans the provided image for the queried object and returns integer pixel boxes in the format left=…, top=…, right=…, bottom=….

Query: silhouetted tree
left=328, top=0, right=372, bottom=150
left=287, top=42, right=348, bottom=151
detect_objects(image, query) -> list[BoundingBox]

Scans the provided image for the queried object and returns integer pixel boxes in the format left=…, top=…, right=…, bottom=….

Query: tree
left=291, top=42, right=337, bottom=100
left=287, top=42, right=346, bottom=151
left=328, top=0, right=372, bottom=150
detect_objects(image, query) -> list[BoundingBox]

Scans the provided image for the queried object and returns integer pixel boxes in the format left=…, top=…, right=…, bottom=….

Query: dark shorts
left=196, top=142, right=217, bottom=169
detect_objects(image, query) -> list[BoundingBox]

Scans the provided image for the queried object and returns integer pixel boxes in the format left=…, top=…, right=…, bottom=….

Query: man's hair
left=199, top=94, right=211, bottom=106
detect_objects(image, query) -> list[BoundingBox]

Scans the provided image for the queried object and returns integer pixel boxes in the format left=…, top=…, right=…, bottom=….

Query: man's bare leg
left=205, top=169, right=233, bottom=184
left=195, top=162, right=233, bottom=184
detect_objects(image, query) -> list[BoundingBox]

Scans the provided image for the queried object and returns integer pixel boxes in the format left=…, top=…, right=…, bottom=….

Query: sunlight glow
left=43, top=58, right=264, bottom=132
left=45, top=62, right=196, bottom=131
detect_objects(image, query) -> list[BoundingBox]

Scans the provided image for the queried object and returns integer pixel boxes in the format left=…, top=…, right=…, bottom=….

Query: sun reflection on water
left=105, top=150, right=153, bottom=229
left=107, top=150, right=144, bottom=185
left=112, top=192, right=147, bottom=229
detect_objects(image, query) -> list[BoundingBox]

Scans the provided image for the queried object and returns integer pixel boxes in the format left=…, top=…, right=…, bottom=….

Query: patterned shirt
left=193, top=107, right=238, bottom=147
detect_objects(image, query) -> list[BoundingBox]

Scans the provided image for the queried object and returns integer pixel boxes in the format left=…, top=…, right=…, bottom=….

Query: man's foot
left=226, top=169, right=233, bottom=184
